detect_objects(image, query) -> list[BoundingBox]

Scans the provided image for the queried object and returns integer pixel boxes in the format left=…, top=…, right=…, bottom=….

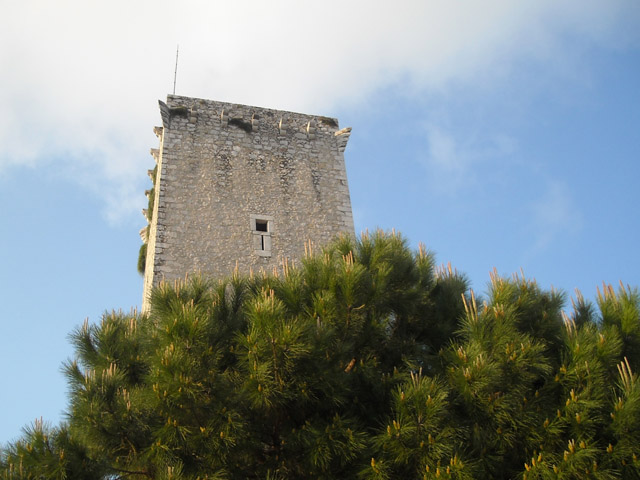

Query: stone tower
left=141, top=95, right=355, bottom=311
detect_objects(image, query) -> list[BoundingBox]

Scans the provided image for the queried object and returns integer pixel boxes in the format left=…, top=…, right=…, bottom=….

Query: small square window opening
left=255, top=219, right=268, bottom=232
left=250, top=214, right=274, bottom=257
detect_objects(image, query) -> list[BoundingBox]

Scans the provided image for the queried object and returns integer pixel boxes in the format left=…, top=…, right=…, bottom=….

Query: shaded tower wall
left=141, top=95, right=354, bottom=311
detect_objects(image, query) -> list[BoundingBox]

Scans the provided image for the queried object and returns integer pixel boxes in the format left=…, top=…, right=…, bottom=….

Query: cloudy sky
left=1, top=1, right=639, bottom=442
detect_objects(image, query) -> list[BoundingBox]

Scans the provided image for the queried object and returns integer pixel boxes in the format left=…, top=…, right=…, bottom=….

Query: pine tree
left=2, top=231, right=639, bottom=479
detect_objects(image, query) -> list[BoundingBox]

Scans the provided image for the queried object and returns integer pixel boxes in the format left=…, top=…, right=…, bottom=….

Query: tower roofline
left=164, top=94, right=339, bottom=127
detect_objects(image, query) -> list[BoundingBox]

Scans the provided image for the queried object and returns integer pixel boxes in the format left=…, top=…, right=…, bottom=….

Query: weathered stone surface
left=142, top=95, right=355, bottom=312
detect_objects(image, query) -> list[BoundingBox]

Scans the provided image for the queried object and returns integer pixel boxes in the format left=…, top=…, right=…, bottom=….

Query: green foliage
left=137, top=242, right=147, bottom=275
left=138, top=165, right=157, bottom=275
left=318, top=116, right=338, bottom=127
left=0, top=420, right=106, bottom=480
left=168, top=106, right=189, bottom=118
left=3, top=231, right=640, bottom=479
left=147, top=186, right=155, bottom=221
left=598, top=283, right=640, bottom=369
left=228, top=117, right=253, bottom=133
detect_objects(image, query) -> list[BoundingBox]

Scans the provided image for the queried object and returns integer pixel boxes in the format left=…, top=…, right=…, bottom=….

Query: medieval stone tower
left=141, top=95, right=355, bottom=311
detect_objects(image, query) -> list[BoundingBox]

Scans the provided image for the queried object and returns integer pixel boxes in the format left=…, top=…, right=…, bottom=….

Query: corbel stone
left=150, top=148, right=160, bottom=164
left=306, top=120, right=317, bottom=140
left=334, top=127, right=352, bottom=152
left=139, top=226, right=149, bottom=243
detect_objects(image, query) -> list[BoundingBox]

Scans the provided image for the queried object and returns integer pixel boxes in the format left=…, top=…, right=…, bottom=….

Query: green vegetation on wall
left=318, top=115, right=338, bottom=127
left=137, top=242, right=147, bottom=275
left=228, top=117, right=253, bottom=133
left=138, top=164, right=158, bottom=276
left=146, top=187, right=155, bottom=222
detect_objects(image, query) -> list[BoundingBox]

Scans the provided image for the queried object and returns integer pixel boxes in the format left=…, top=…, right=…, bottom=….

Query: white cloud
left=527, top=180, right=583, bottom=254
left=420, top=124, right=518, bottom=194
left=1, top=0, right=637, bottom=221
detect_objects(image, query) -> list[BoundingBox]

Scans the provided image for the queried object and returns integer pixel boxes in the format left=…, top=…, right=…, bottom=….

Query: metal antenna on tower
left=173, top=45, right=179, bottom=95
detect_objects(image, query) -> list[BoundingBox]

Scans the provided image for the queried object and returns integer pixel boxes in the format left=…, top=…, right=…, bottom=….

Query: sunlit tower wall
left=140, top=95, right=355, bottom=312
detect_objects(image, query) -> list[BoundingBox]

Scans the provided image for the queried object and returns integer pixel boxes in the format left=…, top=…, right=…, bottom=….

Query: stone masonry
left=141, top=95, right=355, bottom=311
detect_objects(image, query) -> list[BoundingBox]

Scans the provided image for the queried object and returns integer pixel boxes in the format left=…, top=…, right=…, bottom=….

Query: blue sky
left=1, top=1, right=639, bottom=443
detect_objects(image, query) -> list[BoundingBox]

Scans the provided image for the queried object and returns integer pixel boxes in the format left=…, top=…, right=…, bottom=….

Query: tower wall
left=142, top=95, right=354, bottom=311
